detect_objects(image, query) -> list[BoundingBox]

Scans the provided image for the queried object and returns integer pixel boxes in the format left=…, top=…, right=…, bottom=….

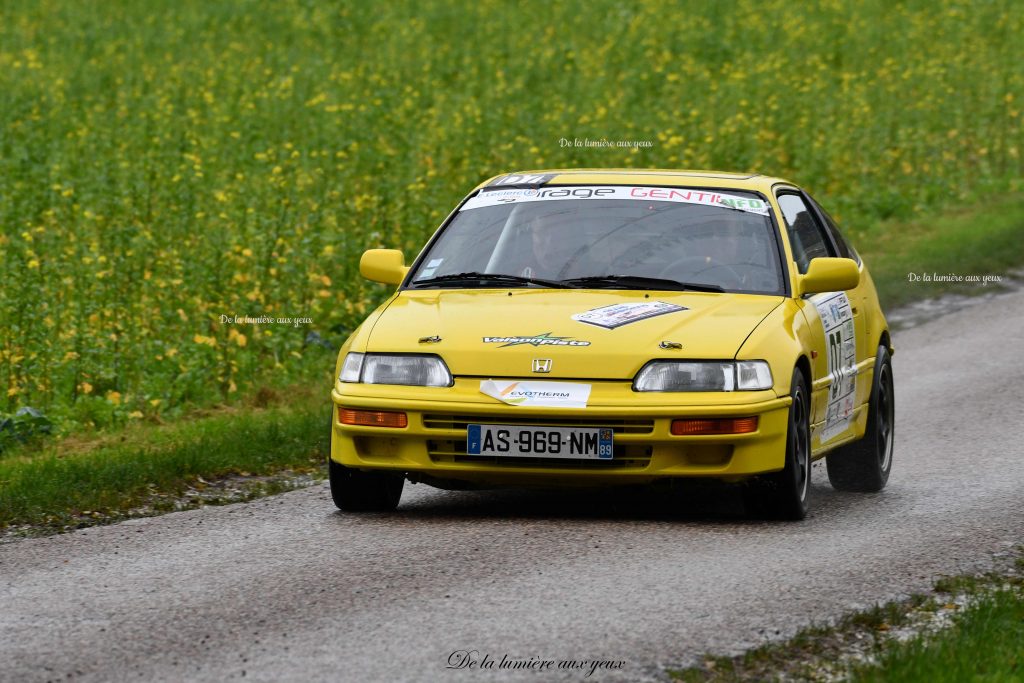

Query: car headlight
left=735, top=361, right=773, bottom=390
left=633, top=360, right=772, bottom=392
left=339, top=352, right=453, bottom=387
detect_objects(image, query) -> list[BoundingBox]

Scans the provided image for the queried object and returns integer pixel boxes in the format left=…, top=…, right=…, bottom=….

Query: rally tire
left=743, top=367, right=811, bottom=521
left=826, top=345, right=894, bottom=492
left=328, top=457, right=404, bottom=512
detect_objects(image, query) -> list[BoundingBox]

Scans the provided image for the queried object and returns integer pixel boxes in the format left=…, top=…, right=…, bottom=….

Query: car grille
left=421, top=413, right=655, bottom=434
left=426, top=440, right=653, bottom=470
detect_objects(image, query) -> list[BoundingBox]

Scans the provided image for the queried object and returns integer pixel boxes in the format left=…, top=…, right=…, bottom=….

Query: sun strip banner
left=461, top=185, right=770, bottom=215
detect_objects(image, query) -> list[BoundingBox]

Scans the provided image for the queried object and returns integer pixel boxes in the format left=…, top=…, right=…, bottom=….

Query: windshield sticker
left=572, top=301, right=687, bottom=329
left=486, top=173, right=556, bottom=187
left=480, top=379, right=591, bottom=408
left=483, top=332, right=591, bottom=348
left=463, top=185, right=770, bottom=215
left=419, top=257, right=444, bottom=279
left=812, top=292, right=857, bottom=442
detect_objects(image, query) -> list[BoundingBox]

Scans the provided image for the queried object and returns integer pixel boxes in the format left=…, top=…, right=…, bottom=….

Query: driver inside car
left=517, top=213, right=582, bottom=280
left=662, top=217, right=765, bottom=290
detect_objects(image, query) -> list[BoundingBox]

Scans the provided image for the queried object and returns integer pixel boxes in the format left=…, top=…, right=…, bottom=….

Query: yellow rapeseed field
left=0, top=0, right=1020, bottom=428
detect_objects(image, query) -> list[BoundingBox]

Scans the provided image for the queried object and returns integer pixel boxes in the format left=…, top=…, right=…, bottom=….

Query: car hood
left=365, top=289, right=785, bottom=379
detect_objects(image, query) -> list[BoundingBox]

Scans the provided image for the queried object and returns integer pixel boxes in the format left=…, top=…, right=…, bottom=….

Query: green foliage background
left=1, top=0, right=1021, bottom=428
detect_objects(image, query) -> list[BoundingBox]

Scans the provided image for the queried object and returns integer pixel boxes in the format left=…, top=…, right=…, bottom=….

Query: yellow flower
left=193, top=334, right=217, bottom=347
left=80, top=382, right=93, bottom=394
left=106, top=391, right=122, bottom=405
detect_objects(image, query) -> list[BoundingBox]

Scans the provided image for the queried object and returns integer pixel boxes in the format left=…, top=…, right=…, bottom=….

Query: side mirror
left=799, top=257, right=860, bottom=295
left=359, top=249, right=408, bottom=285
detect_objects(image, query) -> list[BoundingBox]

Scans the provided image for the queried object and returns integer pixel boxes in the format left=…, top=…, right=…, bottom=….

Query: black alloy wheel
left=826, top=344, right=895, bottom=492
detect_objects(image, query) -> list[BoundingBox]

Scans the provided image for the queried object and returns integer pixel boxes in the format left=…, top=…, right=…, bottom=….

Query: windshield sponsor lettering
left=630, top=187, right=716, bottom=201
left=630, top=187, right=766, bottom=212
left=536, top=187, right=615, bottom=199
left=718, top=196, right=766, bottom=211
left=478, top=188, right=539, bottom=203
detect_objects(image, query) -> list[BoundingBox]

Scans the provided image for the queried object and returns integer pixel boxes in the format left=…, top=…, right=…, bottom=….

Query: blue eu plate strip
left=467, top=424, right=482, bottom=455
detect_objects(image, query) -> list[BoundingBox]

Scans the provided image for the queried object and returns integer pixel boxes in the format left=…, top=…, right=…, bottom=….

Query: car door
left=776, top=190, right=864, bottom=448
left=806, top=195, right=874, bottom=374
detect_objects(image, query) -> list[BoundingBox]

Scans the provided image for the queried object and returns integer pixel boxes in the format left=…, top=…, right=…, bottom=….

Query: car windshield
left=408, top=185, right=784, bottom=294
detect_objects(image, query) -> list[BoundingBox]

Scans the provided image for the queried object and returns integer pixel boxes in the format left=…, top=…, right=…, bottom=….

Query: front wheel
left=826, top=345, right=894, bottom=492
left=328, top=457, right=404, bottom=512
left=743, top=367, right=811, bottom=520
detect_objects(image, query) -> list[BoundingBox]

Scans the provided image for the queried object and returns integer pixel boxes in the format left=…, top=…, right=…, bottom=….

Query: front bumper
left=330, top=379, right=791, bottom=487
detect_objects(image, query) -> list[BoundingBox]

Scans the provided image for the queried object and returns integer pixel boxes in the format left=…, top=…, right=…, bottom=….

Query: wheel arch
left=879, top=329, right=893, bottom=355
left=794, top=353, right=812, bottom=392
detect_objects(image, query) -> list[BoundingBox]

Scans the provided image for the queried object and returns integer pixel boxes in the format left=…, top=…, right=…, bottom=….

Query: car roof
left=474, top=168, right=795, bottom=194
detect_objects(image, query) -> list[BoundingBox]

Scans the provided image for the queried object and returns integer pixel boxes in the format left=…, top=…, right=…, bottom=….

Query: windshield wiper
left=410, top=271, right=576, bottom=289
left=561, top=275, right=724, bottom=292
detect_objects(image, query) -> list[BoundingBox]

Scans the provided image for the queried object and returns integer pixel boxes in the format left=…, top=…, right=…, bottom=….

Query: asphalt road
left=3, top=288, right=1023, bottom=683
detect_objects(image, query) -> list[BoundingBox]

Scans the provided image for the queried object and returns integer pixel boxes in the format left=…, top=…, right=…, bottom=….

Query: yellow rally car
left=329, top=169, right=894, bottom=520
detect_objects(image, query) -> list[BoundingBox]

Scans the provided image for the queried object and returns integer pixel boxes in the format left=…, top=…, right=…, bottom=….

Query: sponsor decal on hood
left=482, top=332, right=591, bottom=348
left=572, top=301, right=687, bottom=329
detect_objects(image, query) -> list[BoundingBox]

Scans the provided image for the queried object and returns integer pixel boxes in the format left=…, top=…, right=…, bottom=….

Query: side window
left=810, top=198, right=861, bottom=265
left=777, top=193, right=833, bottom=273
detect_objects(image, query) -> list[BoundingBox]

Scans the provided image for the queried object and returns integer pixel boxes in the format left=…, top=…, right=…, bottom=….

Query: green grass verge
left=669, top=559, right=1024, bottom=682
left=0, top=397, right=331, bottom=529
left=851, top=589, right=1024, bottom=683
left=860, top=194, right=1024, bottom=311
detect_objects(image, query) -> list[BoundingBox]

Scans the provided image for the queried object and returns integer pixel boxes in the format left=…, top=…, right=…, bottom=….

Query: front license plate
left=466, top=424, right=614, bottom=459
